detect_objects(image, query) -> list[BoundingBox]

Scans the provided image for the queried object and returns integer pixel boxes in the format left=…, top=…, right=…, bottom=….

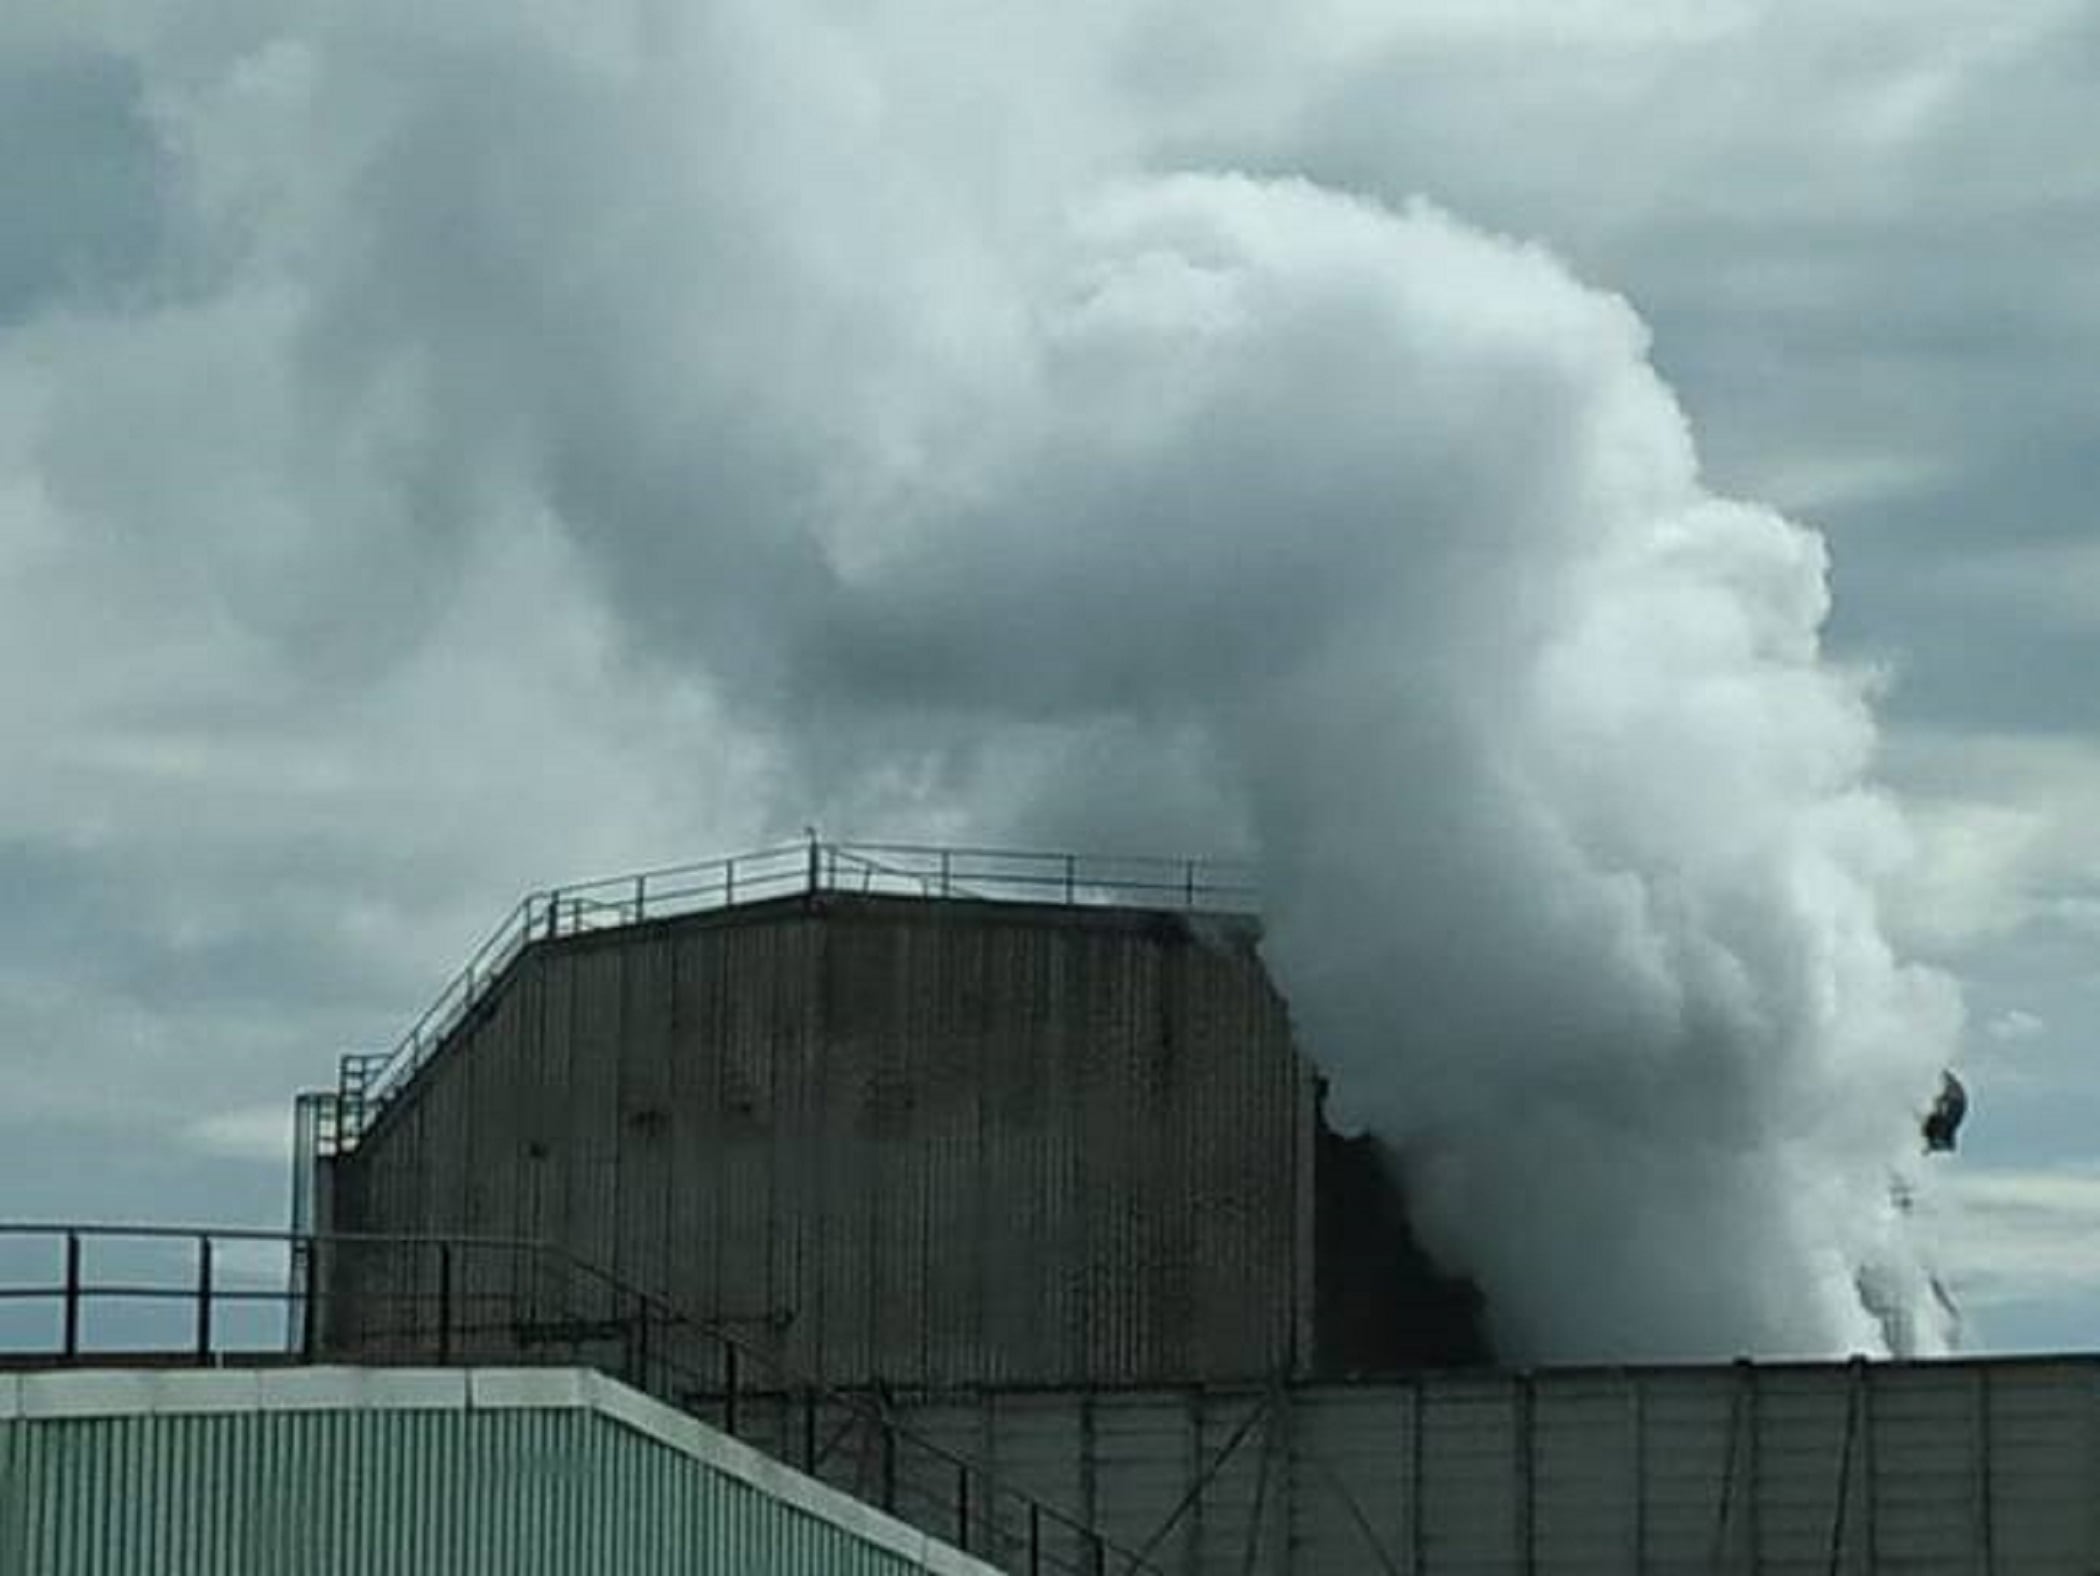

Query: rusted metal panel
left=614, top=933, right=676, bottom=1297
left=327, top=894, right=1310, bottom=1391
left=524, top=944, right=572, bottom=1276
left=563, top=943, right=623, bottom=1287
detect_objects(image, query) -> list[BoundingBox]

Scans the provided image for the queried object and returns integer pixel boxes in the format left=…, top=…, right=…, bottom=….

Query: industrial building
left=7, top=839, right=2096, bottom=1572
left=305, top=841, right=1485, bottom=1387
left=0, top=1365, right=999, bottom=1576
left=273, top=841, right=2100, bottom=1571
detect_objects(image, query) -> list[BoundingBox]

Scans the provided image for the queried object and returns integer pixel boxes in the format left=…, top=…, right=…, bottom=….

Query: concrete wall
left=326, top=893, right=1316, bottom=1390
left=763, top=1358, right=2100, bottom=1575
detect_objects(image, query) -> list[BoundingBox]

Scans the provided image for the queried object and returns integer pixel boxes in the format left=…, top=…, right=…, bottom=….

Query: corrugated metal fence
left=850, top=1360, right=2100, bottom=1575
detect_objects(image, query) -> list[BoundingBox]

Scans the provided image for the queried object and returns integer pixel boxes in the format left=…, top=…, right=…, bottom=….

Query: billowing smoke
left=21, top=2, right=1960, bottom=1359
left=795, top=175, right=1963, bottom=1360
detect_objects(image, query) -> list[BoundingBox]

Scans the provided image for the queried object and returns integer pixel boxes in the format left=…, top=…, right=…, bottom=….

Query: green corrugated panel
left=0, top=1410, right=930, bottom=1576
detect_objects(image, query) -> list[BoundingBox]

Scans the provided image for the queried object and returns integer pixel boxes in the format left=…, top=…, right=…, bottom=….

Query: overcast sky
left=3, top=2, right=2096, bottom=1353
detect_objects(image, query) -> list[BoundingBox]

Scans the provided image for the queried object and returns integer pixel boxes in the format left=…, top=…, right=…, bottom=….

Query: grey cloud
left=0, top=52, right=164, bottom=322
left=1, top=0, right=2092, bottom=1355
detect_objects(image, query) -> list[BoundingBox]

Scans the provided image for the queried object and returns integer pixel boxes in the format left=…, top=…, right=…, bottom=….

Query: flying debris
left=1922, top=1069, right=1968, bottom=1153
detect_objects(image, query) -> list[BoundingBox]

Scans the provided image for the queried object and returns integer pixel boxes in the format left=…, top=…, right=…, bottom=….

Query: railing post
left=880, top=1417, right=897, bottom=1512
left=299, top=1234, right=319, bottom=1361
left=1184, top=859, right=1196, bottom=908
left=725, top=858, right=736, bottom=906
left=1028, top=1504, right=1041, bottom=1576
left=634, top=873, right=647, bottom=923
left=956, top=1463, right=971, bottom=1552
left=633, top=1296, right=651, bottom=1393
left=940, top=849, right=952, bottom=896
left=435, top=1243, right=455, bottom=1365
left=723, top=1342, right=740, bottom=1438
left=1064, top=853, right=1077, bottom=903
left=806, top=838, right=822, bottom=894
left=194, top=1235, right=214, bottom=1362
left=61, top=1231, right=81, bottom=1359
left=544, top=890, right=561, bottom=940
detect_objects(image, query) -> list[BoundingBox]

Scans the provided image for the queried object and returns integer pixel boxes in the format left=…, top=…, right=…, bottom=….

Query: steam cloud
left=23, top=3, right=1961, bottom=1359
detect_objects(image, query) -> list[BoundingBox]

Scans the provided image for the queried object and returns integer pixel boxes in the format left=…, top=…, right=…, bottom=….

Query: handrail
left=323, top=839, right=1257, bottom=1151
left=0, top=1221, right=1161, bottom=1575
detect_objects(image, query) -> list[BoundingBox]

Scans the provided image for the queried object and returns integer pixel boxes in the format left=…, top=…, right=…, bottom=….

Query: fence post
left=194, top=1235, right=214, bottom=1362
left=61, top=1232, right=81, bottom=1360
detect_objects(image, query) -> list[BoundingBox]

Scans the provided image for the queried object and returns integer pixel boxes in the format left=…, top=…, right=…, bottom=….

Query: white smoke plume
left=15, top=1, right=1962, bottom=1360
left=801, top=175, right=1963, bottom=1360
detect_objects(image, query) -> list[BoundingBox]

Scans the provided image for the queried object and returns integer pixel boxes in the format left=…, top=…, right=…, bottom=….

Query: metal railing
left=325, top=839, right=1257, bottom=1152
left=0, top=1222, right=1154, bottom=1576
